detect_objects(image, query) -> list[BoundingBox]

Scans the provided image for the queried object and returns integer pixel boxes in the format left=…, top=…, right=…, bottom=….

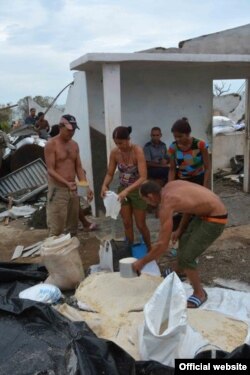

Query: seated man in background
left=35, top=112, right=50, bottom=139
left=143, top=127, right=169, bottom=186
left=25, top=108, right=37, bottom=125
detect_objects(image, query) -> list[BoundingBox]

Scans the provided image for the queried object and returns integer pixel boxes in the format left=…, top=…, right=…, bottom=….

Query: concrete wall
left=180, top=24, right=250, bottom=54
left=213, top=94, right=241, bottom=117
left=86, top=70, right=105, bottom=133
left=213, top=132, right=245, bottom=171
left=120, top=66, right=213, bottom=149
left=230, top=92, right=246, bottom=123
left=213, top=92, right=245, bottom=123
left=84, top=66, right=213, bottom=146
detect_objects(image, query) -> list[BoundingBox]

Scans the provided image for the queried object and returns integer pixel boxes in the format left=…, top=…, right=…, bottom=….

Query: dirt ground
left=0, top=178, right=250, bottom=286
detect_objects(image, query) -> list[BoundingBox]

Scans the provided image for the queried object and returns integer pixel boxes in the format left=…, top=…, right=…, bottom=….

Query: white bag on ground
left=98, top=240, right=132, bottom=272
left=41, top=234, right=85, bottom=290
left=19, top=284, right=62, bottom=303
left=139, top=273, right=207, bottom=367
left=99, top=240, right=113, bottom=271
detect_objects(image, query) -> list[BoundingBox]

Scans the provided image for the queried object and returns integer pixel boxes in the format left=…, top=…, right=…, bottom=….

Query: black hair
left=171, top=117, right=191, bottom=134
left=140, top=180, right=162, bottom=197
left=112, top=126, right=132, bottom=140
left=50, top=124, right=60, bottom=137
left=151, top=127, right=162, bottom=133
left=30, top=108, right=36, bottom=112
left=37, top=112, right=44, bottom=118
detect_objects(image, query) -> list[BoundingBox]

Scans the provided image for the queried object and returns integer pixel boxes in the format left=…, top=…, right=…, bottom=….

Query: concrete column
left=243, top=79, right=250, bottom=193
left=102, top=63, right=122, bottom=159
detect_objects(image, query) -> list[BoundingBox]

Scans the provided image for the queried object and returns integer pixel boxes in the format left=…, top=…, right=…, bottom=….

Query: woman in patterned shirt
left=168, top=117, right=211, bottom=188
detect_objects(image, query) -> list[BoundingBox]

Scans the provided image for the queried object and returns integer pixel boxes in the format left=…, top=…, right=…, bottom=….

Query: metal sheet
left=0, top=159, right=48, bottom=204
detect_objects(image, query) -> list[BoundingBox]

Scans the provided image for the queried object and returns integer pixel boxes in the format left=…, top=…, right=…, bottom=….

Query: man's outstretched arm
left=133, top=210, right=174, bottom=272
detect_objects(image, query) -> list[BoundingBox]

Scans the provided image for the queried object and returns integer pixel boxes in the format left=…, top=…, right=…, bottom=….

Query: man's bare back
left=133, top=180, right=227, bottom=307
left=160, top=180, right=226, bottom=218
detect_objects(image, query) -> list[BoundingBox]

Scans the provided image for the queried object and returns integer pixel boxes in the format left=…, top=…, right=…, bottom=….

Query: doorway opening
left=212, top=79, right=246, bottom=193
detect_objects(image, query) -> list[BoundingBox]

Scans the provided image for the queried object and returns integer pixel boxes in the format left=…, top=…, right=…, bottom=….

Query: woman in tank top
left=101, top=126, right=151, bottom=250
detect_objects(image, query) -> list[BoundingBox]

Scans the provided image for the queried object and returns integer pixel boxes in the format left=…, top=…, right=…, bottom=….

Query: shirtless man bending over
left=133, top=180, right=227, bottom=308
left=45, top=114, right=93, bottom=237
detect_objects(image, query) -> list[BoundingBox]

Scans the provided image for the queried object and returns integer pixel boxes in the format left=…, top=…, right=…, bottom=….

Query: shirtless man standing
left=133, top=180, right=227, bottom=308
left=45, top=114, right=93, bottom=237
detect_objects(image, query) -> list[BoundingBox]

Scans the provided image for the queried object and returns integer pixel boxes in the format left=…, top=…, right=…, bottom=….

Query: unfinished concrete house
left=65, top=24, right=250, bottom=214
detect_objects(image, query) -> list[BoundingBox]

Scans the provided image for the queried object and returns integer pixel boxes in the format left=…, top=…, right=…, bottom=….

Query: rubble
left=11, top=241, right=43, bottom=260
left=214, top=154, right=244, bottom=185
left=0, top=159, right=47, bottom=204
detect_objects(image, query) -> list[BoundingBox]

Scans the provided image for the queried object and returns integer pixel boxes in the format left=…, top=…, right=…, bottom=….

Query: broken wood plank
left=11, top=245, right=24, bottom=260
left=31, top=250, right=41, bottom=257
left=4, top=196, right=13, bottom=226
left=23, top=241, right=43, bottom=252
left=21, top=244, right=42, bottom=258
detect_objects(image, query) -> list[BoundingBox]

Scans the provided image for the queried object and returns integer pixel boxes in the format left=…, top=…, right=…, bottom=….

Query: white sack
left=212, top=116, right=235, bottom=127
left=99, top=240, right=113, bottom=272
left=213, top=126, right=235, bottom=136
left=19, top=283, right=61, bottom=303
left=41, top=234, right=84, bottom=291
left=140, top=273, right=207, bottom=367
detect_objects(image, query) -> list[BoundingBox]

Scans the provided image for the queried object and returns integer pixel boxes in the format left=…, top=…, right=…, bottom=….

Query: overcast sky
left=0, top=0, right=249, bottom=105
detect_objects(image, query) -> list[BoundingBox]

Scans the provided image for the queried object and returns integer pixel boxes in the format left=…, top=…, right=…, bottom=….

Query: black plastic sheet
left=0, top=263, right=173, bottom=375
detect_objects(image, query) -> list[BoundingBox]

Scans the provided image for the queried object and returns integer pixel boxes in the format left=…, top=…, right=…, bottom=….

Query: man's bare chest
left=56, top=145, right=76, bottom=161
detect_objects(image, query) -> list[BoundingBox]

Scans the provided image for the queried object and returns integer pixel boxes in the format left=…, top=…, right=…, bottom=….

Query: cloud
left=0, top=0, right=250, bottom=104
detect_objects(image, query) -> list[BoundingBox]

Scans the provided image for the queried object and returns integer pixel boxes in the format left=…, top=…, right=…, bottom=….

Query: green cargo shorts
left=178, top=216, right=225, bottom=270
left=117, top=186, right=147, bottom=210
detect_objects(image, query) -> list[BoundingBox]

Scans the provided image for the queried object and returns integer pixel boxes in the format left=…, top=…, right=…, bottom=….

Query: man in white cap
left=45, top=114, right=93, bottom=237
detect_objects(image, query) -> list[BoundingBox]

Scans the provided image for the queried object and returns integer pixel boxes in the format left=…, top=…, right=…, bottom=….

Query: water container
left=119, top=257, right=138, bottom=278
left=131, top=242, right=147, bottom=259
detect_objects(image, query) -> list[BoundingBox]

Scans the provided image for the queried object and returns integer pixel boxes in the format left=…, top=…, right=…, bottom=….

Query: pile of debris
left=214, top=154, right=244, bottom=185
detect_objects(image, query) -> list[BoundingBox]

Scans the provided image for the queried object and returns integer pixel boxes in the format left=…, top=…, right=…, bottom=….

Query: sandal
left=187, top=289, right=208, bottom=309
